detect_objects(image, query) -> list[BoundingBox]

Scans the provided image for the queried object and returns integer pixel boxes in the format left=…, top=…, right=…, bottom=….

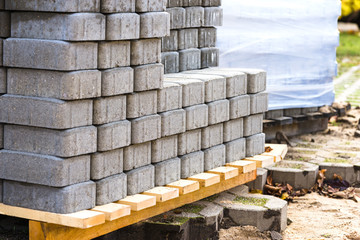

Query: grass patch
left=233, top=196, right=268, bottom=207
left=324, top=158, right=352, bottom=164
left=275, top=162, right=304, bottom=169
left=150, top=216, right=190, bottom=225
left=178, top=204, right=204, bottom=214
left=334, top=152, right=357, bottom=158
left=337, top=33, right=360, bottom=57
left=292, top=149, right=317, bottom=155
left=204, top=194, right=219, bottom=202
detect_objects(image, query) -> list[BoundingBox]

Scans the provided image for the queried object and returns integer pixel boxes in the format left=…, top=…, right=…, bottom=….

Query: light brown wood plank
left=143, top=187, right=179, bottom=202
left=207, top=166, right=238, bottom=180
left=117, top=194, right=156, bottom=211
left=91, top=203, right=131, bottom=221
left=226, top=160, right=256, bottom=173
left=243, top=155, right=274, bottom=168
left=188, top=173, right=220, bottom=187
left=29, top=170, right=256, bottom=240
left=166, top=179, right=200, bottom=195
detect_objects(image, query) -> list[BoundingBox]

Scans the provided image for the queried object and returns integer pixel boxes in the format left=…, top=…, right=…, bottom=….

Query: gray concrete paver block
left=5, top=0, right=100, bottom=12
left=3, top=180, right=96, bottom=214
left=203, top=7, right=222, bottom=26
left=152, top=135, right=178, bottom=163
left=200, top=47, right=219, bottom=68
left=106, top=13, right=140, bottom=40
left=4, top=125, right=97, bottom=157
left=91, top=149, right=123, bottom=180
left=202, top=0, right=222, bottom=7
left=203, top=144, right=226, bottom=171
left=135, top=0, right=166, bottom=12
left=319, top=163, right=359, bottom=184
left=0, top=11, right=10, bottom=37
left=97, top=120, right=131, bottom=151
left=0, top=68, right=5, bottom=94
left=164, top=77, right=205, bottom=107
left=160, top=109, right=186, bottom=137
left=180, top=151, right=204, bottom=178
left=123, top=142, right=151, bottom=171
left=179, top=48, right=201, bottom=71
left=11, top=12, right=105, bottom=41
left=95, top=173, right=127, bottom=205
left=126, top=164, right=155, bottom=195
left=250, top=92, right=268, bottom=114
left=207, top=99, right=229, bottom=125
left=198, top=27, right=216, bottom=48
left=0, top=150, right=90, bottom=187
left=162, top=30, right=178, bottom=52
left=246, top=168, right=268, bottom=191
left=7, top=68, right=101, bottom=100
left=154, top=157, right=181, bottom=186
left=131, top=39, right=161, bottom=66
left=93, top=95, right=126, bottom=125
left=225, top=138, right=246, bottom=163
left=98, top=41, right=130, bottom=69
left=229, top=95, right=250, bottom=119
left=178, top=129, right=202, bottom=155
left=4, top=38, right=98, bottom=71
left=243, top=114, right=263, bottom=137
left=185, top=7, right=204, bottom=28
left=178, top=28, right=198, bottom=50
left=162, top=51, right=179, bottom=74
left=157, top=81, right=182, bottom=113
left=131, top=114, right=161, bottom=144
left=101, top=0, right=135, bottom=13
left=127, top=90, right=157, bottom=118
left=140, top=12, right=170, bottom=38
left=167, top=7, right=185, bottom=29
left=223, top=118, right=243, bottom=143
left=246, top=133, right=265, bottom=157
left=201, top=123, right=223, bottom=149
left=101, top=67, right=134, bottom=96
left=184, top=104, right=208, bottom=130
left=0, top=95, right=93, bottom=129
left=134, top=63, right=164, bottom=92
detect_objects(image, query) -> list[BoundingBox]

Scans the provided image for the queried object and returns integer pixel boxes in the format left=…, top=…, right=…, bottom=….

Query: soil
left=220, top=107, right=360, bottom=240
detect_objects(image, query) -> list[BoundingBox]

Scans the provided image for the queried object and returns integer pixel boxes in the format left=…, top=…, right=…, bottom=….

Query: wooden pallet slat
left=226, top=160, right=256, bottom=173
left=262, top=144, right=288, bottom=162
left=166, top=179, right=200, bottom=195
left=91, top=203, right=131, bottom=221
left=0, top=204, right=105, bottom=229
left=207, top=166, right=238, bottom=180
left=243, top=155, right=274, bottom=168
left=143, top=187, right=179, bottom=202
left=188, top=173, right=220, bottom=187
left=29, top=170, right=256, bottom=240
left=117, top=194, right=156, bottom=211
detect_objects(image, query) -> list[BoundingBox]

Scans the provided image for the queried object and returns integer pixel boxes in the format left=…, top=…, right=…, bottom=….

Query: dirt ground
left=220, top=107, right=360, bottom=240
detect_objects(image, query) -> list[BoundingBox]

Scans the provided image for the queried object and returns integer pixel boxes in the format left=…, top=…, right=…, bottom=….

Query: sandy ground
left=220, top=108, right=360, bottom=240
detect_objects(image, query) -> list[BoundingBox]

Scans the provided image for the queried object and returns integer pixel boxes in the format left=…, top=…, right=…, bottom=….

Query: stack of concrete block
left=161, top=0, right=222, bottom=73
left=164, top=67, right=268, bottom=176
left=0, top=0, right=172, bottom=213
left=0, top=0, right=268, bottom=215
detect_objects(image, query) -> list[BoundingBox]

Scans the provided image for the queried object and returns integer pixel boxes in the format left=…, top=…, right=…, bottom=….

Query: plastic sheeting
left=217, top=0, right=340, bottom=110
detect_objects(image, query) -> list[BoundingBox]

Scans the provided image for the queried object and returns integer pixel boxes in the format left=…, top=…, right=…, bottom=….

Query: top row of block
left=1, top=0, right=220, bottom=13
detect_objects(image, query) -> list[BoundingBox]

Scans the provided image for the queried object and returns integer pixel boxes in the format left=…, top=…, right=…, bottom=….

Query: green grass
left=336, top=33, right=360, bottom=76
left=275, top=162, right=304, bottom=169
left=179, top=204, right=204, bottom=214
left=233, top=196, right=268, bottom=207
left=324, top=158, right=352, bottom=164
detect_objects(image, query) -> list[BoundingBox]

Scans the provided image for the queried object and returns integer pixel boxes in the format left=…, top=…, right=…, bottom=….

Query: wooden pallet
left=0, top=146, right=287, bottom=240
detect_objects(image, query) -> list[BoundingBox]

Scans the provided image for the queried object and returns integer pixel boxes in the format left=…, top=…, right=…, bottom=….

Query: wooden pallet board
left=262, top=144, right=288, bottom=162
left=166, top=179, right=200, bottom=195
left=207, top=166, right=238, bottom=180
left=226, top=160, right=256, bottom=173
left=143, top=187, right=179, bottom=202
left=29, top=170, right=257, bottom=240
left=188, top=173, right=220, bottom=187
left=117, top=194, right=156, bottom=211
left=91, top=203, right=131, bottom=222
left=0, top=204, right=105, bottom=229
left=243, top=155, right=274, bottom=168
